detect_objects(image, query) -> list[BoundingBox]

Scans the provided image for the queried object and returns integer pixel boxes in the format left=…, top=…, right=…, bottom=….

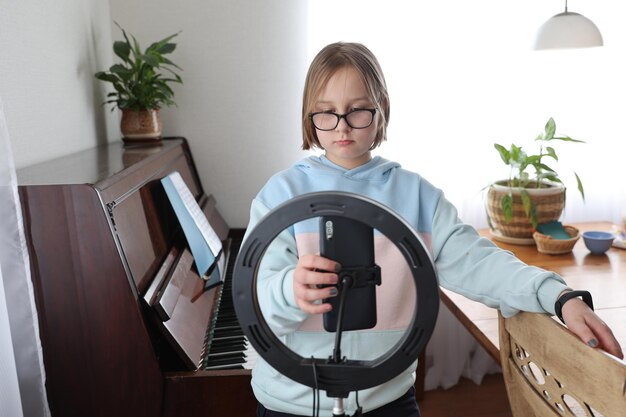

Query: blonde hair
left=301, top=42, right=390, bottom=151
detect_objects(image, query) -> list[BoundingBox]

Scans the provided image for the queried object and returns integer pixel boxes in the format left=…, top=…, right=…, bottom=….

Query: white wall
left=110, top=0, right=309, bottom=228
left=1, top=0, right=308, bottom=229
left=0, top=0, right=119, bottom=167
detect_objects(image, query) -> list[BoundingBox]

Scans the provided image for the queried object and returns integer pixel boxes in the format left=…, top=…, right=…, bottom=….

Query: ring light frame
left=232, top=191, right=439, bottom=395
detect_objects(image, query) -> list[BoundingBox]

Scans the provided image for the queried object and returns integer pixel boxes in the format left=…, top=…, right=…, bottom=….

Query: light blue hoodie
left=245, top=155, right=568, bottom=415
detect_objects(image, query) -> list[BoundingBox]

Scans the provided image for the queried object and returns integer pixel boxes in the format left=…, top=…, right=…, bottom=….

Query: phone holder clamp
left=338, top=265, right=381, bottom=289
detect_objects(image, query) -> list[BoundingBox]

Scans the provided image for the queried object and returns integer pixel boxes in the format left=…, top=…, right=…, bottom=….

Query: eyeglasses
left=309, top=108, right=377, bottom=131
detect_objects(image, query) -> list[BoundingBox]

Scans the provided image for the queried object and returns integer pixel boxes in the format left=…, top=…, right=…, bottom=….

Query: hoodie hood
left=294, top=155, right=401, bottom=182
left=255, top=154, right=420, bottom=226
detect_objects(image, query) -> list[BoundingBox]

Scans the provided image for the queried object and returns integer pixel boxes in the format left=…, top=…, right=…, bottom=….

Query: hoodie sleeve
left=428, top=191, right=570, bottom=318
left=243, top=198, right=309, bottom=336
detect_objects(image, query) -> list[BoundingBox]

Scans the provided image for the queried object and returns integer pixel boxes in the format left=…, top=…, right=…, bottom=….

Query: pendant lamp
left=534, top=0, right=603, bottom=50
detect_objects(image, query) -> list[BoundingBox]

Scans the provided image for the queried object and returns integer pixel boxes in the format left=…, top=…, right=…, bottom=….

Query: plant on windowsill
left=486, top=117, right=585, bottom=242
left=95, top=23, right=182, bottom=145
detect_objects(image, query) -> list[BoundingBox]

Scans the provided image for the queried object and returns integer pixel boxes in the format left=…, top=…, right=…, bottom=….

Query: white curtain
left=0, top=267, right=23, bottom=417
left=0, top=98, right=50, bottom=417
left=308, top=0, right=626, bottom=390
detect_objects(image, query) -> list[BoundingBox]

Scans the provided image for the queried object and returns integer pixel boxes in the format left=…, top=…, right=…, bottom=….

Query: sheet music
left=161, top=171, right=225, bottom=279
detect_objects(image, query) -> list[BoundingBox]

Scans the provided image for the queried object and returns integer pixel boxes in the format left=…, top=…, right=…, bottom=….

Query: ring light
left=232, top=191, right=439, bottom=395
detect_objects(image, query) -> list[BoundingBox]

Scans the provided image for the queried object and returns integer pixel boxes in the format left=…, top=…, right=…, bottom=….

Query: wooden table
left=440, top=221, right=626, bottom=364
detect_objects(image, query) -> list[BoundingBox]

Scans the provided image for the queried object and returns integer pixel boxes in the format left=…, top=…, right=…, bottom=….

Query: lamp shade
left=534, top=11, right=603, bottom=50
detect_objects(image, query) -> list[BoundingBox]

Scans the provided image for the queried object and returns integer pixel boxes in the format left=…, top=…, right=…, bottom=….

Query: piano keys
left=17, top=138, right=257, bottom=417
left=143, top=234, right=258, bottom=373
left=201, top=240, right=258, bottom=371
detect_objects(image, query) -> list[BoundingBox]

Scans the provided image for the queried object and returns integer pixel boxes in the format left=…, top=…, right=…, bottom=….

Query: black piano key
left=203, top=363, right=244, bottom=370
left=205, top=354, right=246, bottom=367
left=211, top=335, right=244, bottom=343
left=213, top=328, right=244, bottom=338
left=211, top=338, right=245, bottom=347
left=213, top=322, right=238, bottom=328
left=212, top=335, right=243, bottom=343
left=210, top=343, right=244, bottom=352
left=214, top=324, right=241, bottom=331
left=207, top=351, right=246, bottom=360
left=215, top=320, right=240, bottom=328
left=210, top=342, right=244, bottom=350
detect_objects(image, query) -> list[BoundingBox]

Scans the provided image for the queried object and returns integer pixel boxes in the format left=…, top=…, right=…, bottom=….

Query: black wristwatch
left=554, top=290, right=594, bottom=324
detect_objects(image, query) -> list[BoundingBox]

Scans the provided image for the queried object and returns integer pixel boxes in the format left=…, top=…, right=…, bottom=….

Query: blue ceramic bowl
left=582, top=231, right=615, bottom=255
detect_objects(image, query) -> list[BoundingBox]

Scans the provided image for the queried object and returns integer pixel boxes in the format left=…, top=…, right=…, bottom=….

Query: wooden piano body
left=17, top=138, right=256, bottom=417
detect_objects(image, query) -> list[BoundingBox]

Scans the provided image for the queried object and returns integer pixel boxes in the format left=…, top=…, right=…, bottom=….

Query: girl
left=246, top=42, right=622, bottom=417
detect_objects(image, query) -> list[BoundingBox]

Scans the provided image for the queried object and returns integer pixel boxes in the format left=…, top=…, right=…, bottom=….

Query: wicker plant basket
left=486, top=182, right=566, bottom=239
left=533, top=225, right=580, bottom=255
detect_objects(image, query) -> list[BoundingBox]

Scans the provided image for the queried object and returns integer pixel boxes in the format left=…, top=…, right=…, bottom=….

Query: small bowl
left=582, top=231, right=615, bottom=255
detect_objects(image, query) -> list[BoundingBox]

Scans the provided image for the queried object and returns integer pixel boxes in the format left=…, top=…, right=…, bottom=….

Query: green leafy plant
left=493, top=117, right=585, bottom=227
left=95, top=23, right=182, bottom=111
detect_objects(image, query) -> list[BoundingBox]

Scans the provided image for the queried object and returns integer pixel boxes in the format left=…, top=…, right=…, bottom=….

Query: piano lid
left=17, top=139, right=184, bottom=187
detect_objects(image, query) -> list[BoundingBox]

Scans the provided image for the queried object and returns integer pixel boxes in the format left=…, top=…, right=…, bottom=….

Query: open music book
left=161, top=171, right=225, bottom=288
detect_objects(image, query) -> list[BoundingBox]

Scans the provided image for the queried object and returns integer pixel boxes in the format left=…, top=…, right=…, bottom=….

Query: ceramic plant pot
left=120, top=108, right=162, bottom=144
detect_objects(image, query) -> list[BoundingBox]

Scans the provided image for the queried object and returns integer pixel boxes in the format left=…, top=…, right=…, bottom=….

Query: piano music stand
left=232, top=192, right=439, bottom=416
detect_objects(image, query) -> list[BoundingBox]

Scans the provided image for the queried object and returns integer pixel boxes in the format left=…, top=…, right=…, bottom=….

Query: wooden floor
left=417, top=373, right=513, bottom=417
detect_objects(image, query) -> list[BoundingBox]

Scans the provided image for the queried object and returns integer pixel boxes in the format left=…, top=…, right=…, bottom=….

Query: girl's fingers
left=293, top=254, right=341, bottom=314
left=584, top=314, right=624, bottom=359
left=298, top=254, right=341, bottom=275
left=563, top=299, right=624, bottom=359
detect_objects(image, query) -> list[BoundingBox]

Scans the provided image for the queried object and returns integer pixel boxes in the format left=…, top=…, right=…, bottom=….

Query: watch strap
left=554, top=290, right=594, bottom=324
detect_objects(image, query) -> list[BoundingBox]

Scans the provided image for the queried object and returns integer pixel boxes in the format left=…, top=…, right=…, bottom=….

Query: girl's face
left=314, top=66, right=378, bottom=170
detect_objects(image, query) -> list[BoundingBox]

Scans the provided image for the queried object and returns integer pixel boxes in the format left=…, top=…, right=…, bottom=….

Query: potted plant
left=95, top=23, right=182, bottom=144
left=486, top=117, right=585, bottom=241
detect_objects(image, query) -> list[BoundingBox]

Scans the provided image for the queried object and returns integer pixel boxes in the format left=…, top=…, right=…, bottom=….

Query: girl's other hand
left=293, top=254, right=340, bottom=314
left=561, top=298, right=624, bottom=359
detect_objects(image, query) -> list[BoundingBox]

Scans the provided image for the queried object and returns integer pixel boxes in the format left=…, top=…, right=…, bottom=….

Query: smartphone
left=319, top=216, right=378, bottom=332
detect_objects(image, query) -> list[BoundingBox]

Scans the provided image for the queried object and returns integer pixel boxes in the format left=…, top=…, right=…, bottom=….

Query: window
left=308, top=1, right=626, bottom=228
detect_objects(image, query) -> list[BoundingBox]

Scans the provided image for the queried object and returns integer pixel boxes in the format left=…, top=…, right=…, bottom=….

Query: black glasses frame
left=309, top=108, right=377, bottom=131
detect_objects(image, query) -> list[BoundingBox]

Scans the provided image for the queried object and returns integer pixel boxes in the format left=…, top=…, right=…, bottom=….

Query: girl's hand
left=293, top=254, right=340, bottom=315
left=561, top=298, right=624, bottom=359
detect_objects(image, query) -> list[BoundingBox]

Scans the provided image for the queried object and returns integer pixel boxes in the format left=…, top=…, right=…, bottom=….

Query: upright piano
left=17, top=137, right=256, bottom=417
